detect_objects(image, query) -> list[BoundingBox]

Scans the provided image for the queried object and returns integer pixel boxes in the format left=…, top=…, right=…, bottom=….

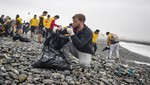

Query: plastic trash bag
left=33, top=32, right=71, bottom=70
left=32, top=48, right=71, bottom=70
left=13, top=34, right=31, bottom=42
left=44, top=32, right=70, bottom=50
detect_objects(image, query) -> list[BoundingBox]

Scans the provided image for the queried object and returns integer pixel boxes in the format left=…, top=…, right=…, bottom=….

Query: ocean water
left=120, top=42, right=150, bottom=57
left=120, top=42, right=150, bottom=65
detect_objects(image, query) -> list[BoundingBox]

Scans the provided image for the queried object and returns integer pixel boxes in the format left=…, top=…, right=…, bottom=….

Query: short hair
left=16, top=14, right=20, bottom=19
left=34, top=15, right=37, bottom=17
left=72, top=14, right=86, bottom=23
left=1, top=15, right=4, bottom=17
left=54, top=15, right=59, bottom=19
left=106, top=32, right=110, bottom=35
left=43, top=11, right=48, bottom=14
left=47, top=15, right=50, bottom=17
left=95, top=29, right=100, bottom=33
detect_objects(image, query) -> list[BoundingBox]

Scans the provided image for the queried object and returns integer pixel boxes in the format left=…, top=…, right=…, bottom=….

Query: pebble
left=0, top=80, right=5, bottom=85
left=1, top=67, right=6, bottom=72
left=124, top=78, right=135, bottom=84
left=52, top=73, right=61, bottom=79
left=18, top=74, right=28, bottom=83
left=43, top=79, right=54, bottom=85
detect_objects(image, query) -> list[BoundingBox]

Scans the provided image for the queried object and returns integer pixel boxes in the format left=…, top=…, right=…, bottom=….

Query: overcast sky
left=1, top=0, right=150, bottom=42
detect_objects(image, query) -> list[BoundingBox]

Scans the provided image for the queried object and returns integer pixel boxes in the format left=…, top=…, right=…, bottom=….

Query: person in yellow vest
left=92, top=29, right=100, bottom=55
left=106, top=32, right=120, bottom=60
left=38, top=11, right=48, bottom=43
left=16, top=14, right=22, bottom=34
left=30, top=15, right=39, bottom=37
left=44, top=15, right=51, bottom=39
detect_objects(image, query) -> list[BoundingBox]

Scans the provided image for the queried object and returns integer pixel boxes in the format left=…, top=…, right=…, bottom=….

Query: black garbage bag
left=13, top=34, right=31, bottom=42
left=33, top=48, right=71, bottom=70
left=33, top=32, right=71, bottom=70
left=44, top=32, right=70, bottom=50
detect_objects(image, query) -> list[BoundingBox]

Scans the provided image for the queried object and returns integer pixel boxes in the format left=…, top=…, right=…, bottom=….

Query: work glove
left=67, top=28, right=74, bottom=36
left=53, top=27, right=58, bottom=33
left=53, top=27, right=61, bottom=33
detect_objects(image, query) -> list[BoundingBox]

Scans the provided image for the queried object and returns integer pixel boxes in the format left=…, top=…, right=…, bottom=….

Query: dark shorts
left=38, top=26, right=44, bottom=34
left=16, top=24, right=22, bottom=30
left=31, top=26, right=37, bottom=32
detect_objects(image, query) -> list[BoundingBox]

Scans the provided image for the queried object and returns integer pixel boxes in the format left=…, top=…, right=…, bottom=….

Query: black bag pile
left=32, top=32, right=71, bottom=70
left=13, top=33, right=31, bottom=42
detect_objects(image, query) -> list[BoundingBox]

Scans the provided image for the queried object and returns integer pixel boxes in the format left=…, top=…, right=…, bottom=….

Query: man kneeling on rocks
left=62, top=14, right=94, bottom=70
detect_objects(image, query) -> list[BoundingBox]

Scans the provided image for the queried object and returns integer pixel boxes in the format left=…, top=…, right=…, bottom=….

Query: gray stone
left=0, top=80, right=5, bottom=84
left=31, top=69, right=41, bottom=74
left=52, top=73, right=61, bottom=79
left=33, top=77, right=41, bottom=81
left=0, top=72, right=8, bottom=77
left=43, top=79, right=54, bottom=85
left=61, top=75, right=65, bottom=82
left=5, top=80, right=12, bottom=85
left=85, top=73, right=91, bottom=78
left=54, top=80, right=61, bottom=84
left=13, top=69, right=19, bottom=75
left=104, top=63, right=112, bottom=68
left=43, top=72, right=51, bottom=79
left=99, top=71, right=106, bottom=77
left=1, top=67, right=6, bottom=72
left=107, top=79, right=114, bottom=83
left=18, top=74, right=28, bottom=83
left=66, top=76, right=73, bottom=81
left=124, top=78, right=134, bottom=84
left=99, top=81, right=105, bottom=85
left=62, top=81, right=68, bottom=85
left=0, top=54, right=5, bottom=59
left=68, top=80, right=75, bottom=85
left=63, top=70, right=71, bottom=76
left=100, top=78, right=111, bottom=85
left=75, top=81, right=80, bottom=85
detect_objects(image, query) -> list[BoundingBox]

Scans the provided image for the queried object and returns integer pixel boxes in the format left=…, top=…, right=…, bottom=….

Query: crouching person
left=62, top=14, right=94, bottom=71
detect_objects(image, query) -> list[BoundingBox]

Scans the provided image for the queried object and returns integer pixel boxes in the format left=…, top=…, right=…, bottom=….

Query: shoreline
left=120, top=39, right=150, bottom=46
left=97, top=39, right=150, bottom=65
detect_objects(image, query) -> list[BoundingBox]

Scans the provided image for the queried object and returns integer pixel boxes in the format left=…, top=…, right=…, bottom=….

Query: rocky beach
left=0, top=36, right=150, bottom=85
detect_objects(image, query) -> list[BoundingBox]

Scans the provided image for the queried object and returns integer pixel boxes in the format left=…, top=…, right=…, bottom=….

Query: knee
left=79, top=58, right=91, bottom=68
left=80, top=63, right=91, bottom=69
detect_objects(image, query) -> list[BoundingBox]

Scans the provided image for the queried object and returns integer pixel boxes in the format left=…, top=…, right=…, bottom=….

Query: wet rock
left=18, top=74, right=28, bottom=83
